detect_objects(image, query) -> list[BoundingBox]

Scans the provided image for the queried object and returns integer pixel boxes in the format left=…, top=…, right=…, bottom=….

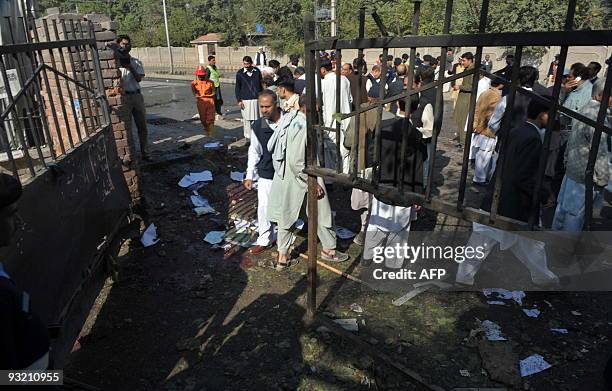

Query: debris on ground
left=141, top=224, right=160, bottom=247
left=230, top=171, right=245, bottom=182
left=550, top=328, right=569, bottom=334
left=478, top=340, right=522, bottom=387
left=522, top=308, right=541, bottom=318
left=519, top=354, right=552, bottom=377
left=476, top=319, right=507, bottom=341
left=190, top=194, right=211, bottom=208
left=349, top=303, right=364, bottom=313
left=203, top=142, right=223, bottom=149
left=482, top=288, right=526, bottom=305
left=392, top=284, right=434, bottom=306
left=194, top=206, right=217, bottom=216
left=178, top=170, right=213, bottom=187
left=203, top=231, right=225, bottom=245
left=332, top=318, right=359, bottom=332
left=459, top=369, right=471, bottom=377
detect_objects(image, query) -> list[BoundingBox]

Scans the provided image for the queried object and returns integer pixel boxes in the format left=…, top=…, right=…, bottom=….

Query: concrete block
left=98, top=49, right=116, bottom=61
left=102, top=68, right=121, bottom=79
left=46, top=7, right=60, bottom=15
left=95, top=30, right=116, bottom=41
left=85, top=13, right=111, bottom=23
left=100, top=21, right=118, bottom=31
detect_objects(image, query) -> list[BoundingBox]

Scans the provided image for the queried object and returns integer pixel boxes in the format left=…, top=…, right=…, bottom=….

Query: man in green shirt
left=206, top=55, right=223, bottom=119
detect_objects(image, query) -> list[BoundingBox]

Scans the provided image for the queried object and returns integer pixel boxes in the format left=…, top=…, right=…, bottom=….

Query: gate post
left=34, top=10, right=143, bottom=205
left=304, top=14, right=318, bottom=322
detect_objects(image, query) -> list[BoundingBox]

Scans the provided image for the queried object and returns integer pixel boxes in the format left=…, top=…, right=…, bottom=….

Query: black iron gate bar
left=0, top=9, right=110, bottom=183
left=303, top=0, right=611, bottom=386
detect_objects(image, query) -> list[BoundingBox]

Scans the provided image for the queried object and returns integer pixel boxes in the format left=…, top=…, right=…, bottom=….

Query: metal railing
left=0, top=0, right=110, bottom=183
left=303, top=1, right=612, bottom=234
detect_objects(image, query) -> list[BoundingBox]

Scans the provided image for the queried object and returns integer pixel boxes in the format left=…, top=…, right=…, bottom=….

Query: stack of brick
left=35, top=9, right=142, bottom=204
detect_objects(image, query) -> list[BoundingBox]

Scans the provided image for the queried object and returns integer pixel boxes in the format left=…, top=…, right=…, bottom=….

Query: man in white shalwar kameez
left=320, top=60, right=353, bottom=174
left=363, top=97, right=426, bottom=269
left=267, top=100, right=349, bottom=268
left=468, top=74, right=492, bottom=160
left=243, top=91, right=281, bottom=255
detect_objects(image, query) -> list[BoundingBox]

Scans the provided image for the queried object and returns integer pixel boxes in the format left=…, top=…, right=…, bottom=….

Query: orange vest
left=191, top=79, right=215, bottom=99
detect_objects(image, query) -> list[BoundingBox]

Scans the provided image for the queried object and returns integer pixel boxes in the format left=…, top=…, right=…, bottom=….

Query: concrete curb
left=148, top=72, right=235, bottom=84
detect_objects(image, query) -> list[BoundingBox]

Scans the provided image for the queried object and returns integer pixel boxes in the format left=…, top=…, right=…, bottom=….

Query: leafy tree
left=36, top=0, right=608, bottom=56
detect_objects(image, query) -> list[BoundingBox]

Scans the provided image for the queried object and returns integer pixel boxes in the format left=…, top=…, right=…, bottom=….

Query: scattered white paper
left=190, top=171, right=213, bottom=182
left=178, top=170, right=213, bottom=188
left=178, top=176, right=195, bottom=188
left=204, top=142, right=223, bottom=149
left=187, top=182, right=206, bottom=192
left=523, top=308, right=541, bottom=318
left=571, top=311, right=582, bottom=316
left=350, top=303, right=364, bottom=313
left=487, top=301, right=506, bottom=306
left=190, top=194, right=211, bottom=208
left=543, top=300, right=554, bottom=309
left=483, top=288, right=526, bottom=306
left=480, top=320, right=507, bottom=341
left=233, top=219, right=253, bottom=233
left=335, top=226, right=356, bottom=239
left=520, top=354, right=552, bottom=377
left=204, top=231, right=225, bottom=245
left=194, top=206, right=216, bottom=216
left=141, top=223, right=160, bottom=247
left=459, top=369, right=470, bottom=377
left=333, top=318, right=359, bottom=332
left=230, top=171, right=245, bottom=182
left=550, top=328, right=568, bottom=334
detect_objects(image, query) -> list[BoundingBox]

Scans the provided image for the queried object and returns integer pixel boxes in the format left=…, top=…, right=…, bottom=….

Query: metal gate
left=302, top=1, right=611, bottom=385
left=0, top=1, right=130, bottom=367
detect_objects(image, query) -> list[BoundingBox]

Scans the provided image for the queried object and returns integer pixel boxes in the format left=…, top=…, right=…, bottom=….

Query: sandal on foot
left=320, top=250, right=349, bottom=263
left=275, top=258, right=299, bottom=271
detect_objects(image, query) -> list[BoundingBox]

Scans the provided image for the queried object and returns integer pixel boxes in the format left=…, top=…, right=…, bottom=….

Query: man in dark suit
left=456, top=99, right=559, bottom=287
left=487, top=99, right=551, bottom=222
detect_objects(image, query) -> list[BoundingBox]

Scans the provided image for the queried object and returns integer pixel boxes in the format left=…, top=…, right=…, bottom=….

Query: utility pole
left=330, top=0, right=336, bottom=36
left=161, top=0, right=174, bottom=74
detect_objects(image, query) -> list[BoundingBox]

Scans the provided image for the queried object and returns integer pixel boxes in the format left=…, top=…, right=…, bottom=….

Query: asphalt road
left=141, top=78, right=240, bottom=122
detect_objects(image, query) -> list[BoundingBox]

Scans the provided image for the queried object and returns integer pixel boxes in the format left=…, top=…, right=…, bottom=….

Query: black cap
left=0, top=173, right=22, bottom=209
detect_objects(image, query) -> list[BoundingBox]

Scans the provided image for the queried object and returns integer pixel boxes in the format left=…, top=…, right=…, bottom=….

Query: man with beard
left=244, top=90, right=282, bottom=254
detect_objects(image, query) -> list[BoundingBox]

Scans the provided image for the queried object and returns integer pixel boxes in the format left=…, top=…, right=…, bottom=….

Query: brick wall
left=35, top=9, right=142, bottom=204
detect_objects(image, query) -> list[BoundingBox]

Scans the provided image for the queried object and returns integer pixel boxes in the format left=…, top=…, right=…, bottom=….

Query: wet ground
left=62, top=79, right=612, bottom=391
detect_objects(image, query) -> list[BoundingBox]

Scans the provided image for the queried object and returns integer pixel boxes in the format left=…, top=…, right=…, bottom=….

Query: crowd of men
left=233, top=49, right=611, bottom=285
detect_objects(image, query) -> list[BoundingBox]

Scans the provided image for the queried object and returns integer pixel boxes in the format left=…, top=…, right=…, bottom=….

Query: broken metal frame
left=0, top=0, right=110, bottom=183
left=303, top=1, right=611, bottom=388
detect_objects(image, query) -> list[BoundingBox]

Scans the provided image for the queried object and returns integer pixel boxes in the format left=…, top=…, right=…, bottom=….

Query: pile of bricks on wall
left=35, top=8, right=142, bottom=204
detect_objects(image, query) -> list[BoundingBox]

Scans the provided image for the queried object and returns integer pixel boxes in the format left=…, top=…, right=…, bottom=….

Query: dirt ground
left=62, top=96, right=612, bottom=391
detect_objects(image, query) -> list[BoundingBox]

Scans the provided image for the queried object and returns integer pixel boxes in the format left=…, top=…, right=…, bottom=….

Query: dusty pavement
left=62, top=79, right=612, bottom=391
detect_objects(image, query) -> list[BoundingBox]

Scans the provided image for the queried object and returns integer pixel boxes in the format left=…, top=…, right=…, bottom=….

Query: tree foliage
left=37, top=0, right=609, bottom=55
